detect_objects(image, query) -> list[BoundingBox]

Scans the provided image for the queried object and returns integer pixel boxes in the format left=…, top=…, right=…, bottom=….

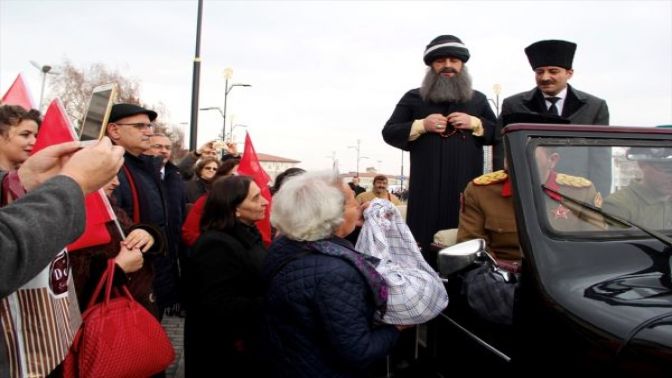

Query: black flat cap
left=109, top=103, right=157, bottom=123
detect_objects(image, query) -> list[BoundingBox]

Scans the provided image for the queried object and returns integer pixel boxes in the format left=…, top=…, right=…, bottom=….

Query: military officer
left=457, top=147, right=603, bottom=266
left=457, top=170, right=518, bottom=263
left=603, top=147, right=672, bottom=230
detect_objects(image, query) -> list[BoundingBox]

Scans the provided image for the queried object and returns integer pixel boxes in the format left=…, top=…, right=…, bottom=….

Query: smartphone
left=79, top=83, right=118, bottom=143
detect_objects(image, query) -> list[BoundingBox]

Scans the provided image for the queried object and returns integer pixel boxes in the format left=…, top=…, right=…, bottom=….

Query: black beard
left=419, top=65, right=473, bottom=103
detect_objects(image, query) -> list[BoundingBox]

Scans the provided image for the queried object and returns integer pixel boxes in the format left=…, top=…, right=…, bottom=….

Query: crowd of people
left=3, top=31, right=669, bottom=378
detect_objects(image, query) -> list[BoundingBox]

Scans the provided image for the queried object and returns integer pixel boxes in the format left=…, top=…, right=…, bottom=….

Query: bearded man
left=382, top=34, right=496, bottom=258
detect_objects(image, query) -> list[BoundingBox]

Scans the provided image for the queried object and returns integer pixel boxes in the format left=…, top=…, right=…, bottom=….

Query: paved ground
left=162, top=315, right=185, bottom=378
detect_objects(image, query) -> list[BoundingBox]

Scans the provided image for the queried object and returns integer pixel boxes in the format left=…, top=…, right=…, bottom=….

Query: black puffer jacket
left=262, top=236, right=399, bottom=378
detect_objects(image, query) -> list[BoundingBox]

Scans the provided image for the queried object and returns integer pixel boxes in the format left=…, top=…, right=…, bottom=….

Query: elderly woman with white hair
left=263, top=171, right=402, bottom=378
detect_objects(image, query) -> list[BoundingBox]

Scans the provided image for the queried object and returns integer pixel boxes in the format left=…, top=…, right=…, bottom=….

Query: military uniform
left=457, top=170, right=519, bottom=262
left=355, top=190, right=401, bottom=206
left=603, top=182, right=672, bottom=230
left=541, top=171, right=604, bottom=232
left=457, top=170, right=603, bottom=262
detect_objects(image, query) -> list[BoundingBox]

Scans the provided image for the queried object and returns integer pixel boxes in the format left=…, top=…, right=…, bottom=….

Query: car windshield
left=531, top=141, right=672, bottom=236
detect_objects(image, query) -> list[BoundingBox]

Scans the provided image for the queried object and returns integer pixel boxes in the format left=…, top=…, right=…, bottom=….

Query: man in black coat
left=493, top=39, right=611, bottom=194
left=348, top=176, right=366, bottom=196
left=107, top=104, right=179, bottom=318
left=149, top=133, right=188, bottom=314
left=382, top=34, right=496, bottom=257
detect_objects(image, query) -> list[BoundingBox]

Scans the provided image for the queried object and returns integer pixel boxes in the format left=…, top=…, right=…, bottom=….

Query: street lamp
left=348, top=139, right=362, bottom=175
left=200, top=106, right=225, bottom=139
left=230, top=124, right=247, bottom=142
left=221, top=68, right=251, bottom=145
left=30, top=60, right=60, bottom=111
left=487, top=83, right=502, bottom=115
left=400, top=150, right=406, bottom=191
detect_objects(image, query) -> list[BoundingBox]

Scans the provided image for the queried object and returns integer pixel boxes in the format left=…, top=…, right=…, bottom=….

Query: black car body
left=426, top=124, right=672, bottom=376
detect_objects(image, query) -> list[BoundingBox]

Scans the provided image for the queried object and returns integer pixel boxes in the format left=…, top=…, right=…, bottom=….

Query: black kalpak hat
left=524, top=40, right=577, bottom=70
left=109, top=103, right=158, bottom=123
left=423, top=35, right=470, bottom=65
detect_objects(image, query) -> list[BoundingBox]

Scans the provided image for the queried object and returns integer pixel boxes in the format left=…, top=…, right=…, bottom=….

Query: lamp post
left=485, top=84, right=502, bottom=173
left=230, top=124, right=247, bottom=143
left=487, top=83, right=502, bottom=115
left=30, top=60, right=59, bottom=111
left=221, top=68, right=251, bottom=145
left=400, top=150, right=405, bottom=190
left=348, top=139, right=362, bottom=175
left=200, top=106, right=225, bottom=139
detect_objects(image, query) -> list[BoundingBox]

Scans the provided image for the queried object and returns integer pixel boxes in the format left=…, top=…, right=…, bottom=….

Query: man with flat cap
left=493, top=39, right=611, bottom=194
left=382, top=35, right=497, bottom=260
left=106, top=103, right=180, bottom=320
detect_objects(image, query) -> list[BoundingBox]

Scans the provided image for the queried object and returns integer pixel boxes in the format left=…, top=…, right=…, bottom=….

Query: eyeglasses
left=203, top=166, right=218, bottom=171
left=113, top=122, right=155, bottom=131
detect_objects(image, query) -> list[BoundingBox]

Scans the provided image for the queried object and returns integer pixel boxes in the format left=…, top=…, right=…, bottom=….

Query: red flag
left=32, top=99, right=115, bottom=250
left=237, top=133, right=272, bottom=245
left=1, top=74, right=35, bottom=110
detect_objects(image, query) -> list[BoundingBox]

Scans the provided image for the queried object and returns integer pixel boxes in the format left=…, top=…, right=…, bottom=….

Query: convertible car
left=425, top=124, right=672, bottom=376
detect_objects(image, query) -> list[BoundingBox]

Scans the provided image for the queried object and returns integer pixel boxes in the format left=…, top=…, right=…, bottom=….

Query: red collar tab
left=543, top=170, right=561, bottom=201
left=501, top=177, right=513, bottom=198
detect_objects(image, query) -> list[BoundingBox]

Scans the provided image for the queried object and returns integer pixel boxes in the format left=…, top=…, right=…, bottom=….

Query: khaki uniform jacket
left=457, top=170, right=603, bottom=262
left=457, top=174, right=519, bottom=262
left=603, top=182, right=672, bottom=229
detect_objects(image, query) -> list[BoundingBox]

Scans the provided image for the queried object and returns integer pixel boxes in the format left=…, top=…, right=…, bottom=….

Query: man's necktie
left=546, top=96, right=560, bottom=116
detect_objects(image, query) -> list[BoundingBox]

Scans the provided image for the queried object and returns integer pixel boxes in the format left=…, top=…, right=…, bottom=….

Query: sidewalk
left=162, top=315, right=185, bottom=378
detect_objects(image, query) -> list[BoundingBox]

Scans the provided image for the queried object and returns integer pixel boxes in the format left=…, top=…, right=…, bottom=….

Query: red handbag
left=64, top=259, right=175, bottom=377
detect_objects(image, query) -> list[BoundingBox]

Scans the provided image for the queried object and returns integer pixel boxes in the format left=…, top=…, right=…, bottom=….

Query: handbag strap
left=85, top=259, right=117, bottom=309
left=121, top=164, right=141, bottom=223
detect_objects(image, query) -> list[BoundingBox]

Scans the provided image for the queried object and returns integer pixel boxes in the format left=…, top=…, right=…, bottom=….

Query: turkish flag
left=1, top=74, right=35, bottom=110
left=237, top=133, right=272, bottom=246
left=32, top=99, right=116, bottom=250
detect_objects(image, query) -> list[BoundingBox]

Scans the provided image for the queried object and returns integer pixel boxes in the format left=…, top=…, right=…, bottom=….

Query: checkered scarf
left=356, top=199, right=449, bottom=324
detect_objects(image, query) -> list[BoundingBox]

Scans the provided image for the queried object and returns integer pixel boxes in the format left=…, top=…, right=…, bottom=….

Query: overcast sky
left=2, top=0, right=671, bottom=175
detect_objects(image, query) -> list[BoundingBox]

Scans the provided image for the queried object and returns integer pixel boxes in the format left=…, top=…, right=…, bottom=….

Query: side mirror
left=437, top=239, right=487, bottom=277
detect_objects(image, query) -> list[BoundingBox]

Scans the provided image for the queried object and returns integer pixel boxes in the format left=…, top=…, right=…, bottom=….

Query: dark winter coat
left=262, top=236, right=399, bottom=378
left=382, top=88, right=496, bottom=251
left=493, top=85, right=611, bottom=193
left=185, top=177, right=209, bottom=204
left=113, top=152, right=178, bottom=309
left=69, top=202, right=165, bottom=319
left=184, top=222, right=266, bottom=377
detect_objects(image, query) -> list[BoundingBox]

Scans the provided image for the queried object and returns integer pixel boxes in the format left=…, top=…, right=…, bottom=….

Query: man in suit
left=493, top=39, right=611, bottom=194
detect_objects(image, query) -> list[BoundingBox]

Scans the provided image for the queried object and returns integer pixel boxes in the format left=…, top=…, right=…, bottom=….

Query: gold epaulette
left=555, top=173, right=592, bottom=188
left=473, top=170, right=508, bottom=186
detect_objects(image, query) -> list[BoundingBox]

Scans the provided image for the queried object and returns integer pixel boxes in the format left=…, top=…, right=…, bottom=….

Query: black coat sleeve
left=382, top=90, right=417, bottom=151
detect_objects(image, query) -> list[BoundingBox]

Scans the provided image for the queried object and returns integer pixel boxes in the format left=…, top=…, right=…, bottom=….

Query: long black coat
left=184, top=223, right=266, bottom=377
left=382, top=89, right=496, bottom=250
left=493, top=85, right=611, bottom=194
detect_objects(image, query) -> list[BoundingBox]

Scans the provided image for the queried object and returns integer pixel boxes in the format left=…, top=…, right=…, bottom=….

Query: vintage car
left=422, top=124, right=672, bottom=376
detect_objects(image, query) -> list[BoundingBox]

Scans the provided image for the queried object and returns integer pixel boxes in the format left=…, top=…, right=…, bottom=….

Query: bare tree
left=47, top=59, right=187, bottom=158
left=48, top=59, right=142, bottom=128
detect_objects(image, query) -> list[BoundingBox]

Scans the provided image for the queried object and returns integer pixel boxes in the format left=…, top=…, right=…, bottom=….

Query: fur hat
left=525, top=40, right=577, bottom=70
left=423, top=35, right=470, bottom=65
left=109, top=103, right=157, bottom=123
